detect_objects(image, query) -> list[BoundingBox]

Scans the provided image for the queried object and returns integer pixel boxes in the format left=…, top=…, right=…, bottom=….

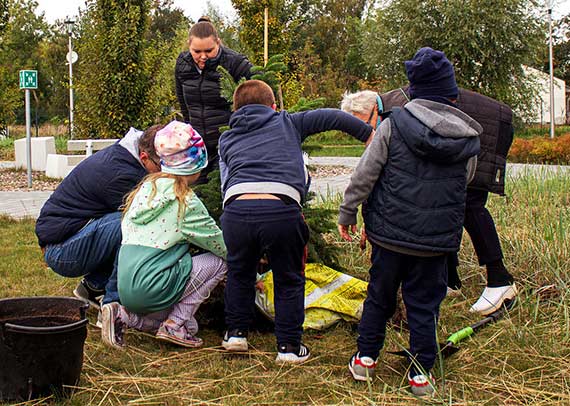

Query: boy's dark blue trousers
left=221, top=199, right=310, bottom=346
left=358, top=243, right=448, bottom=373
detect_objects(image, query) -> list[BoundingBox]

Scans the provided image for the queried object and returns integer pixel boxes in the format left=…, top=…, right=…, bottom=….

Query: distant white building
left=524, top=66, right=567, bottom=125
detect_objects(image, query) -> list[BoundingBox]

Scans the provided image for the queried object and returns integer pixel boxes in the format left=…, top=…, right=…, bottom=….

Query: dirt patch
left=310, top=165, right=354, bottom=178
left=0, top=169, right=60, bottom=191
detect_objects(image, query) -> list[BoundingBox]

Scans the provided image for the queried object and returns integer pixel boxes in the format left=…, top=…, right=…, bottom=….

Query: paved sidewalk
left=307, top=157, right=570, bottom=197
left=1, top=158, right=568, bottom=219
left=0, top=191, right=52, bottom=219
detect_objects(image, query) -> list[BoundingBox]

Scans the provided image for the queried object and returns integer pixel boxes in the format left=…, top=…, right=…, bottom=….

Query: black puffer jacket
left=380, top=87, right=514, bottom=195
left=175, top=47, right=253, bottom=174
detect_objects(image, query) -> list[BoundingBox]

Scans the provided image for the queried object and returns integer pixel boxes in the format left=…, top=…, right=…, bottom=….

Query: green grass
left=514, top=125, right=570, bottom=139
left=0, top=173, right=569, bottom=405
left=0, top=134, right=72, bottom=161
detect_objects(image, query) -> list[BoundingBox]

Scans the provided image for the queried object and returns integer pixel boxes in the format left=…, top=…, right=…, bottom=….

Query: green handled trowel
left=390, top=298, right=516, bottom=359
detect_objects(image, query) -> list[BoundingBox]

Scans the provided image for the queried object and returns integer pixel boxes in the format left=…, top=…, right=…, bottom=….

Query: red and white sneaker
left=408, top=371, right=435, bottom=396
left=348, top=352, right=377, bottom=381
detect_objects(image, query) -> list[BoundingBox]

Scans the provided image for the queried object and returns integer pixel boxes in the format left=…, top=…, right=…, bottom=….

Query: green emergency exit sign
left=19, top=70, right=38, bottom=89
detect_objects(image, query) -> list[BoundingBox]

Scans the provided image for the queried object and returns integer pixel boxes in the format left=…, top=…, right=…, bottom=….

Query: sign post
left=19, top=70, right=37, bottom=188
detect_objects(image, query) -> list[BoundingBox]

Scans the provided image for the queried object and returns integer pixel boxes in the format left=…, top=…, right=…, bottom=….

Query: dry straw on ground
left=1, top=170, right=569, bottom=405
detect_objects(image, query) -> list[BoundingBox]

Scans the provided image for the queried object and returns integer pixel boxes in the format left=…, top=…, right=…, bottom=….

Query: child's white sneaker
left=222, top=329, right=248, bottom=352
left=275, top=343, right=310, bottom=364
left=470, top=284, right=517, bottom=315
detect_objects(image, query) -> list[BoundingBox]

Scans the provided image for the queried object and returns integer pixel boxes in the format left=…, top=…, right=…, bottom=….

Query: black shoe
left=73, top=279, right=104, bottom=310
left=275, top=343, right=310, bottom=364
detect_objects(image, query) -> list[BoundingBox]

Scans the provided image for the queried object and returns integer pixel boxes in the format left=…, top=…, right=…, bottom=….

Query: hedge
left=509, top=134, right=570, bottom=164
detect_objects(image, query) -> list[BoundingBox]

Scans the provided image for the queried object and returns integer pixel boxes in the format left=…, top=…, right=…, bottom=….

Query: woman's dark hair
left=189, top=21, right=219, bottom=41
left=197, top=16, right=211, bottom=23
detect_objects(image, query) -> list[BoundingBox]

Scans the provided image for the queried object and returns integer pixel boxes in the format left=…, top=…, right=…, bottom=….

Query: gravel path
left=1, top=158, right=569, bottom=219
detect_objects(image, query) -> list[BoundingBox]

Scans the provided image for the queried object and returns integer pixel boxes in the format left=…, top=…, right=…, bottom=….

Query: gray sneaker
left=73, top=279, right=104, bottom=310
left=348, top=352, right=377, bottom=381
left=101, top=302, right=126, bottom=350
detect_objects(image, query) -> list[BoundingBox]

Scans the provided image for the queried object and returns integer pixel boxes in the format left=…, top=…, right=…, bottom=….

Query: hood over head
left=394, top=99, right=482, bottom=163
left=119, top=127, right=144, bottom=166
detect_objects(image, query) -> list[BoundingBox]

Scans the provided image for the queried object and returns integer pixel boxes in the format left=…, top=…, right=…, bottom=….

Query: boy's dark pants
left=221, top=199, right=310, bottom=346
left=358, top=243, right=447, bottom=373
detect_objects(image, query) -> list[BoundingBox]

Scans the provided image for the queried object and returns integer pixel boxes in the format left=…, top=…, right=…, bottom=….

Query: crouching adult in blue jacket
left=35, top=126, right=161, bottom=311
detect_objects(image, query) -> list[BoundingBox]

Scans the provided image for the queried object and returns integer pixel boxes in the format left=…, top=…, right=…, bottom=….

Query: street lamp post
left=64, top=19, right=75, bottom=139
left=547, top=3, right=555, bottom=139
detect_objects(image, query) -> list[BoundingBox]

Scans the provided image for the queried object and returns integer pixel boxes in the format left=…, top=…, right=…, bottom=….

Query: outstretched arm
left=338, top=119, right=392, bottom=241
left=291, top=109, right=374, bottom=143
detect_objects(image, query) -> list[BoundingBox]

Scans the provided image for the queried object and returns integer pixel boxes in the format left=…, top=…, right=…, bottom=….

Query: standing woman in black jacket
left=175, top=19, right=253, bottom=183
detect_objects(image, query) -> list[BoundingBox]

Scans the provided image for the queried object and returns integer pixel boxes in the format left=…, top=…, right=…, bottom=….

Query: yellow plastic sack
left=255, top=263, right=368, bottom=330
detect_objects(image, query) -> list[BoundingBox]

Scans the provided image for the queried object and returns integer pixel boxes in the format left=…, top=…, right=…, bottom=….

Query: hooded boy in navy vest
left=219, top=79, right=374, bottom=364
left=338, top=47, right=481, bottom=396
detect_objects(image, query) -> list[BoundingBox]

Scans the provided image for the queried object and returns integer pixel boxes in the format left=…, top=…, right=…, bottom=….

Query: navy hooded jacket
left=219, top=105, right=373, bottom=205
left=35, top=141, right=147, bottom=247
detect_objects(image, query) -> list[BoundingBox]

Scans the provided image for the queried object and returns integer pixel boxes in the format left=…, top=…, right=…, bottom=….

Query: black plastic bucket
left=0, top=297, right=89, bottom=401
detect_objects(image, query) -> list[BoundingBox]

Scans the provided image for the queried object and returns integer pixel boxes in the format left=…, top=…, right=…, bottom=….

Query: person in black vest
left=342, top=85, right=517, bottom=316
left=338, top=48, right=481, bottom=396
left=175, top=18, right=253, bottom=184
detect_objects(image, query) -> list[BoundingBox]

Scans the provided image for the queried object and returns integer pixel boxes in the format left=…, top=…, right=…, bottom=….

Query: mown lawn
left=0, top=172, right=569, bottom=405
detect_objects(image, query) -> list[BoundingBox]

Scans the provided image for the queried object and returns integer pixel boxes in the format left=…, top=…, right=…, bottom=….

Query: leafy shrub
left=509, top=134, right=570, bottom=164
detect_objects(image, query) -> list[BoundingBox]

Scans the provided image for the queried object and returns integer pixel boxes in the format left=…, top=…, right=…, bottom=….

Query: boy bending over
left=219, top=80, right=374, bottom=363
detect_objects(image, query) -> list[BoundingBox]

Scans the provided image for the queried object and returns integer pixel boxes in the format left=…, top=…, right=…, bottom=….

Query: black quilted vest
left=175, top=47, right=252, bottom=153
left=380, top=87, right=513, bottom=195
left=364, top=107, right=480, bottom=253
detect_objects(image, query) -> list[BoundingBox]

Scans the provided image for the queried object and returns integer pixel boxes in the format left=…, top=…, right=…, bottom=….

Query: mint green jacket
left=118, top=177, right=226, bottom=314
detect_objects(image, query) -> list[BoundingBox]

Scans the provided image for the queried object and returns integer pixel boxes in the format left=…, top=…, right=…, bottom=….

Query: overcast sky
left=35, top=0, right=570, bottom=24
left=35, top=0, right=237, bottom=24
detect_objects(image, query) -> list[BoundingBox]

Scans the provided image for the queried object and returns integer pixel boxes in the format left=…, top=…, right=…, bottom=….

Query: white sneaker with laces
left=470, top=284, right=517, bottom=315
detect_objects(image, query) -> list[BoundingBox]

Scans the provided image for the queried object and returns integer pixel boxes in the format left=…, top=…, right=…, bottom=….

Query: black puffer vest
left=364, top=108, right=480, bottom=253
left=380, top=87, right=513, bottom=195
left=174, top=47, right=252, bottom=154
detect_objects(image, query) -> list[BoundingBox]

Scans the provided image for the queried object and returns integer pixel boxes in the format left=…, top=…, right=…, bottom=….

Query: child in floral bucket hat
left=101, top=120, right=227, bottom=349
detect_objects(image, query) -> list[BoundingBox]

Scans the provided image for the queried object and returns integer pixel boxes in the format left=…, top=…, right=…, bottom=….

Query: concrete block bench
left=45, top=139, right=119, bottom=179
left=14, top=137, right=56, bottom=171
left=45, top=154, right=86, bottom=179
left=67, top=139, right=118, bottom=157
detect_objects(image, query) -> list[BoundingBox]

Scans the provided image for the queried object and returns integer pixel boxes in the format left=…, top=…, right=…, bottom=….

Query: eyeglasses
left=151, top=157, right=161, bottom=168
left=366, top=106, right=376, bottom=126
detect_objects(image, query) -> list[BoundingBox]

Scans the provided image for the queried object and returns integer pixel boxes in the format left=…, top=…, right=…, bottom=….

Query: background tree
left=0, top=0, right=47, bottom=128
left=231, top=0, right=291, bottom=65
left=75, top=0, right=153, bottom=138
left=362, top=0, right=545, bottom=117
left=36, top=24, right=69, bottom=123
left=288, top=0, right=370, bottom=104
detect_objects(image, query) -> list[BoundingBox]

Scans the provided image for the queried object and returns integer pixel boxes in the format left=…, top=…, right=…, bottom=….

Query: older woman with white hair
left=340, top=90, right=384, bottom=130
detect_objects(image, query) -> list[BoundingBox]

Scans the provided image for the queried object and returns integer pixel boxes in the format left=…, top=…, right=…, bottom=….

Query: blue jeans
left=44, top=212, right=122, bottom=304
